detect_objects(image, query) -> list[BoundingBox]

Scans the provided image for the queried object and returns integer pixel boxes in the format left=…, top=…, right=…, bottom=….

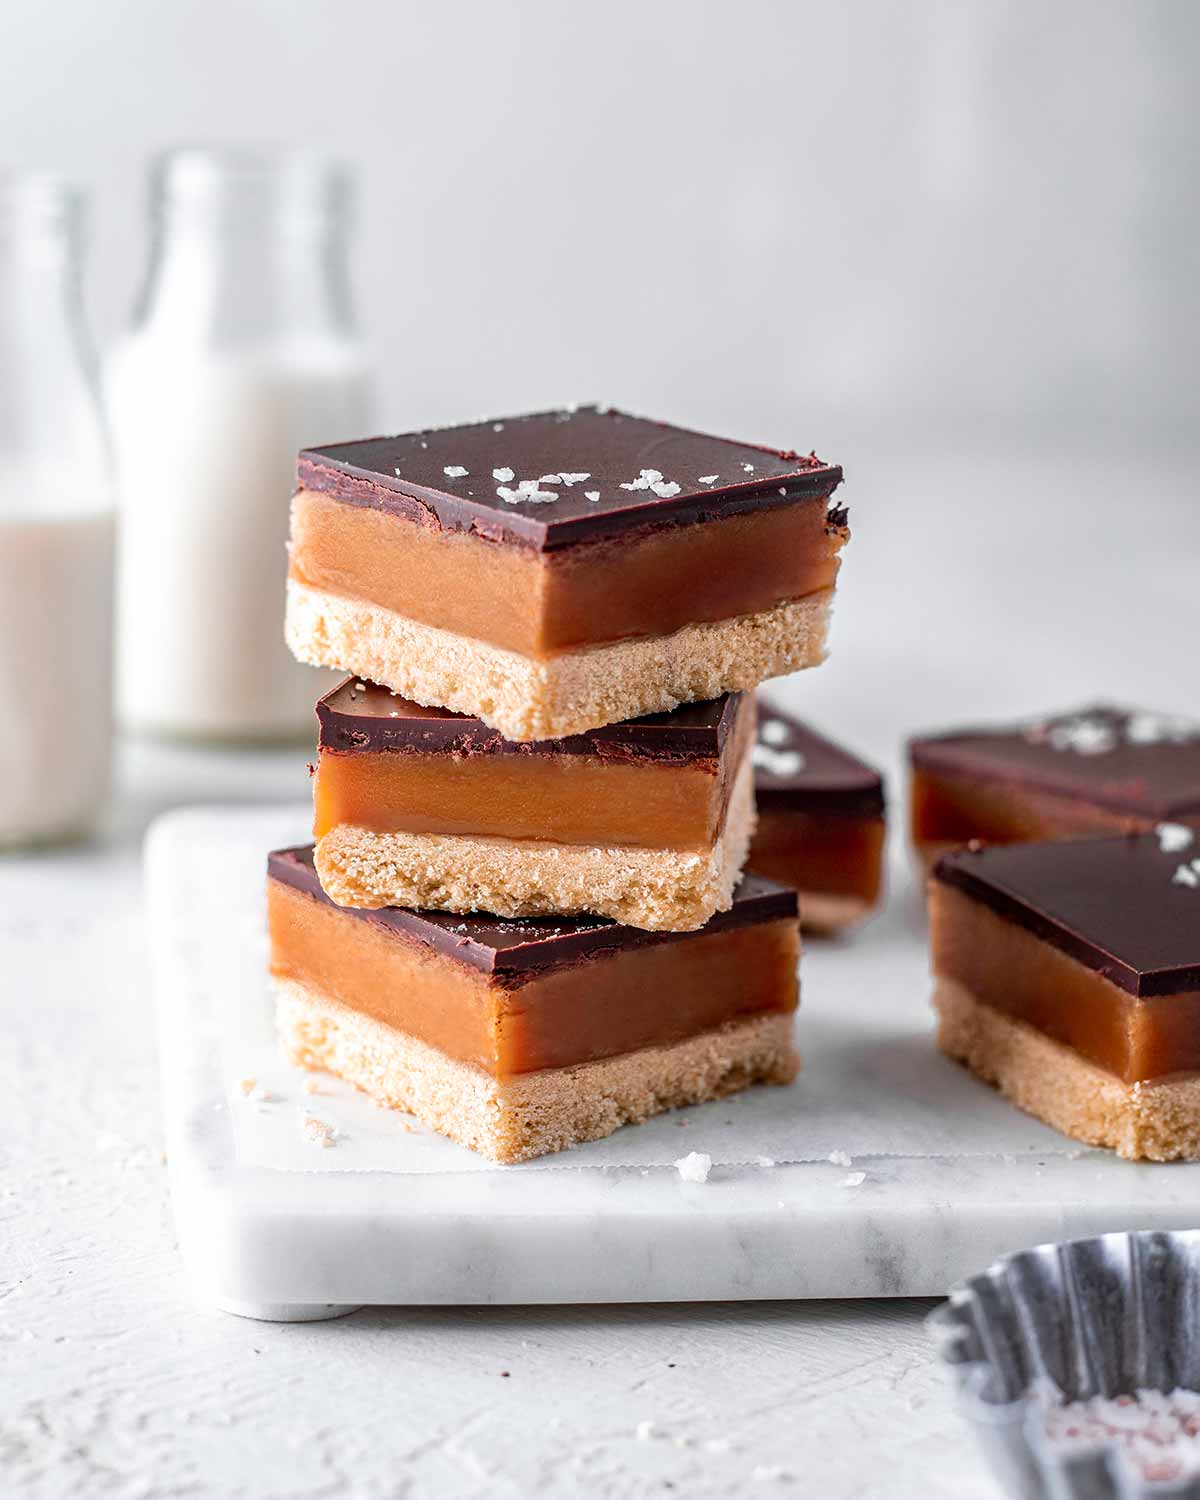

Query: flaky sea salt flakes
left=538, top=474, right=564, bottom=485
left=584, top=490, right=600, bottom=502
left=650, top=480, right=681, bottom=498
left=753, top=744, right=806, bottom=777
left=698, top=474, right=719, bottom=484
left=828, top=1150, right=852, bottom=1167
left=620, top=468, right=664, bottom=492
left=1158, top=823, right=1196, bottom=855
left=1047, top=716, right=1118, bottom=754
left=443, top=465, right=469, bottom=478
left=1174, top=861, right=1200, bottom=890
left=492, top=422, right=504, bottom=432
left=1026, top=714, right=1118, bottom=756
left=497, top=480, right=559, bottom=505
left=1127, top=711, right=1200, bottom=745
left=675, top=1151, right=712, bottom=1183
left=741, top=462, right=756, bottom=473
left=556, top=472, right=591, bottom=486
left=840, top=1171, right=866, bottom=1188
left=760, top=719, right=790, bottom=747
left=492, top=467, right=515, bottom=483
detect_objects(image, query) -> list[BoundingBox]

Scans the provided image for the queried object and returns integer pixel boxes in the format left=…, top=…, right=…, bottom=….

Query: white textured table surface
left=4, top=449, right=1196, bottom=1497
left=3, top=741, right=990, bottom=1500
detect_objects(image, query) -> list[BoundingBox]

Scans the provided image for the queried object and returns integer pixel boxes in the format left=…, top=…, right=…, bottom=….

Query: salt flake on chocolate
left=698, top=474, right=719, bottom=484
left=650, top=480, right=681, bottom=498
left=760, top=719, right=790, bottom=747
left=1173, top=861, right=1200, bottom=890
left=492, top=467, right=515, bottom=483
left=1127, top=711, right=1200, bottom=745
left=443, top=465, right=469, bottom=478
left=753, top=744, right=807, bottom=776
left=496, top=480, right=560, bottom=505
left=620, top=468, right=664, bottom=492
left=583, top=491, right=600, bottom=502
left=1029, top=715, right=1118, bottom=755
left=1157, top=823, right=1196, bottom=855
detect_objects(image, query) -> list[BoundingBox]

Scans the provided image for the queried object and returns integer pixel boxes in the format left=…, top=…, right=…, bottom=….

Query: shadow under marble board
left=147, top=805, right=1200, bottom=1320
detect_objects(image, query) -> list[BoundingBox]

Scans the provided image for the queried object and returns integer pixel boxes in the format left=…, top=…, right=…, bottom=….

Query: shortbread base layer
left=934, top=977, right=1200, bottom=1162
left=275, top=977, right=800, bottom=1163
left=798, top=891, right=874, bottom=936
left=286, top=578, right=833, bottom=742
left=314, top=749, right=755, bottom=931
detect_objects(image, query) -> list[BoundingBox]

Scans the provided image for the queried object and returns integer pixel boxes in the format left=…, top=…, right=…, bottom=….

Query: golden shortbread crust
left=934, top=976, right=1200, bottom=1162
left=314, top=747, right=755, bottom=931
left=285, top=577, right=833, bottom=742
left=276, top=976, right=800, bottom=1163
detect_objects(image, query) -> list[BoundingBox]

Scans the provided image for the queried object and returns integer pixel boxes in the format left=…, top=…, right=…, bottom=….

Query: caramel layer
left=748, top=809, right=885, bottom=904
left=930, top=882, right=1200, bottom=1083
left=315, top=749, right=721, bottom=847
left=313, top=702, right=751, bottom=850
left=288, top=488, right=843, bottom=661
left=267, top=878, right=799, bottom=1079
left=911, top=767, right=1152, bottom=852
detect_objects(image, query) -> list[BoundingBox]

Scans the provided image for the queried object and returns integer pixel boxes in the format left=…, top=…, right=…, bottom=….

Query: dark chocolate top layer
left=910, top=704, right=1200, bottom=820
left=753, top=698, right=885, bottom=817
left=934, top=832, right=1200, bottom=997
left=269, top=845, right=798, bottom=982
left=317, top=676, right=743, bottom=763
left=298, top=405, right=844, bottom=552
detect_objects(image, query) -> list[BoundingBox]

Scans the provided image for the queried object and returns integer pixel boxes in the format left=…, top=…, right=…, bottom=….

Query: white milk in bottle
left=111, top=149, right=370, bottom=741
left=0, top=176, right=114, bottom=847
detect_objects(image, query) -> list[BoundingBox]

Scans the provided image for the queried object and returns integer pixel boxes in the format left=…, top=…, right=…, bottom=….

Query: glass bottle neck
left=133, top=148, right=357, bottom=350
left=0, top=175, right=109, bottom=508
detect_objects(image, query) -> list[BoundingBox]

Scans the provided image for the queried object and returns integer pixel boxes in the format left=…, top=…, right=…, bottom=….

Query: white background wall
left=4, top=0, right=1196, bottom=455
left=3, top=0, right=1196, bottom=752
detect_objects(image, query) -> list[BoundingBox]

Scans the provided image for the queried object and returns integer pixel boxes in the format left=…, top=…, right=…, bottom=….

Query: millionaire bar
left=285, top=406, right=847, bottom=741
left=746, top=700, right=886, bottom=934
left=910, top=705, right=1200, bottom=868
left=931, top=830, right=1200, bottom=1160
left=267, top=846, right=801, bottom=1162
left=311, top=679, right=756, bottom=931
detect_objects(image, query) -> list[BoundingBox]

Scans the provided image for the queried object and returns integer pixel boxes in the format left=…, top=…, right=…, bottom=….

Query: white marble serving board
left=148, top=804, right=1200, bottom=1319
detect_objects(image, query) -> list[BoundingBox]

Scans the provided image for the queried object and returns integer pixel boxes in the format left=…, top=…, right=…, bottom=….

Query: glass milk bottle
left=110, top=148, right=370, bottom=741
left=0, top=175, right=114, bottom=847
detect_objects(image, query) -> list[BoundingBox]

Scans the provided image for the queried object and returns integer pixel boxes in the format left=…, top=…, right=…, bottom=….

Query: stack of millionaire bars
left=266, top=405, right=875, bottom=1162
left=910, top=705, right=1200, bottom=1160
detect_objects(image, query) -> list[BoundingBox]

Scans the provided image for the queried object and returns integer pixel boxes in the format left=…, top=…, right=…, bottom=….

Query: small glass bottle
left=0, top=174, right=114, bottom=848
left=110, top=148, right=370, bottom=742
